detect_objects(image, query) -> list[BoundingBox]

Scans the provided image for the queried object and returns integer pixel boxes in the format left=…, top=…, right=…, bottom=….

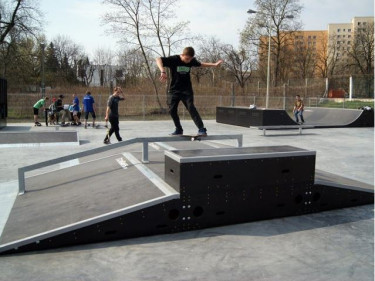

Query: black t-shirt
left=107, top=95, right=124, bottom=118
left=55, top=99, right=63, bottom=112
left=161, top=55, right=201, bottom=93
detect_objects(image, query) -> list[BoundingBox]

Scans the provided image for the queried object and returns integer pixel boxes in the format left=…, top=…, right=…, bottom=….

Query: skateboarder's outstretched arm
left=200, top=60, right=224, bottom=67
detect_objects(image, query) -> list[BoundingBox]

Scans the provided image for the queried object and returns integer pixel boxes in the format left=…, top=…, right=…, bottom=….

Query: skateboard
left=178, top=134, right=207, bottom=141
left=87, top=124, right=103, bottom=129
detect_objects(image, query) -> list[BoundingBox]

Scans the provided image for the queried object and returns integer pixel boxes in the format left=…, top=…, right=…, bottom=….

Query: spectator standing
left=33, top=97, right=49, bottom=126
left=72, top=93, right=81, bottom=126
left=82, top=91, right=96, bottom=128
left=104, top=87, right=125, bottom=144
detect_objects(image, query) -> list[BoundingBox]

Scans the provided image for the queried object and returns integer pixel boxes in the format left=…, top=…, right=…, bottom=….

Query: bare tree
left=93, top=47, right=114, bottom=66
left=347, top=24, right=374, bottom=75
left=240, top=0, right=302, bottom=85
left=52, top=35, right=84, bottom=83
left=117, top=48, right=147, bottom=86
left=102, top=0, right=192, bottom=110
left=195, top=36, right=224, bottom=86
left=0, top=0, right=42, bottom=45
left=292, top=42, right=317, bottom=79
left=221, top=44, right=254, bottom=92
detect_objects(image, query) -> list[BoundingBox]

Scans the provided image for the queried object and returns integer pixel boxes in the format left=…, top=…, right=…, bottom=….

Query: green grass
left=317, top=100, right=374, bottom=109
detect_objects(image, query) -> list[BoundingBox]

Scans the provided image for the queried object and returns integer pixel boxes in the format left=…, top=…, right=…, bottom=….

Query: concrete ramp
left=0, top=151, right=178, bottom=251
left=216, top=106, right=374, bottom=128
left=303, top=107, right=374, bottom=128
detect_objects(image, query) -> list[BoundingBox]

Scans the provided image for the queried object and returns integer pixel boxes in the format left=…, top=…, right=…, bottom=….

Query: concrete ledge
left=0, top=131, right=79, bottom=147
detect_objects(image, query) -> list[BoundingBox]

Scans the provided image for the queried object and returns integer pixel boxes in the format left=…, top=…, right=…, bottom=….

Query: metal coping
left=165, top=146, right=316, bottom=163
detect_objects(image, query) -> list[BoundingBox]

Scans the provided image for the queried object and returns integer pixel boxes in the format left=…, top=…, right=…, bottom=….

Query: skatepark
left=0, top=119, right=373, bottom=281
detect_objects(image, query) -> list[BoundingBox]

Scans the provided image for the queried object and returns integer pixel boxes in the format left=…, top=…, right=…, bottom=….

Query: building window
left=337, top=28, right=341, bottom=32
left=337, top=41, right=340, bottom=44
left=343, top=29, right=346, bottom=31
left=358, top=22, right=361, bottom=25
left=363, top=22, right=367, bottom=25
left=348, top=41, right=351, bottom=44
left=313, top=36, right=316, bottom=39
left=337, top=35, right=341, bottom=38
left=343, top=35, right=346, bottom=38
left=348, top=35, right=352, bottom=38
left=348, top=29, right=351, bottom=32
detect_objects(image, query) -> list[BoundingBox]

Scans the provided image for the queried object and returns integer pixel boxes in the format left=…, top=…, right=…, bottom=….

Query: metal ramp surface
left=0, top=150, right=179, bottom=247
left=0, top=139, right=229, bottom=253
left=303, top=107, right=373, bottom=128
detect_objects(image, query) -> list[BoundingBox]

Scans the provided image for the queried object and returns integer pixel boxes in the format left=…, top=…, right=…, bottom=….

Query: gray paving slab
left=0, top=120, right=373, bottom=281
left=0, top=131, right=79, bottom=147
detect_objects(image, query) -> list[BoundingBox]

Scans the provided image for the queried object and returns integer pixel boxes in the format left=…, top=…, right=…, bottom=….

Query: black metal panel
left=348, top=109, right=374, bottom=127
left=0, top=78, right=7, bottom=129
left=2, top=179, right=372, bottom=255
left=216, top=107, right=296, bottom=127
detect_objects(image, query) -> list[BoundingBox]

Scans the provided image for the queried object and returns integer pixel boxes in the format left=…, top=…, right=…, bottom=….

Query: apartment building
left=257, top=16, right=373, bottom=79
left=328, top=16, right=374, bottom=61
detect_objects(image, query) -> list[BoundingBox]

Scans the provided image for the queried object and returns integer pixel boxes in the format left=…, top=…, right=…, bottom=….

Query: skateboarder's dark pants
left=108, top=116, right=122, bottom=141
left=168, top=91, right=204, bottom=130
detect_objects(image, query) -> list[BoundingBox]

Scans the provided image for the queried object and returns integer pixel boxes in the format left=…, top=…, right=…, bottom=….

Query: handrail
left=18, top=134, right=243, bottom=195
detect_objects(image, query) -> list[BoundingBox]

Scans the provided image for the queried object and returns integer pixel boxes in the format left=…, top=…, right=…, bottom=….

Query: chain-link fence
left=7, top=92, right=374, bottom=121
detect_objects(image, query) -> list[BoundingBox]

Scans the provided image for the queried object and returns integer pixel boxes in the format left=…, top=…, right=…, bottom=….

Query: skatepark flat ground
left=0, top=120, right=373, bottom=281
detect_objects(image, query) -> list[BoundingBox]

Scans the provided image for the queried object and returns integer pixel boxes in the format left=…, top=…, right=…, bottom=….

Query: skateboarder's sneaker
left=34, top=122, right=41, bottom=126
left=197, top=128, right=207, bottom=136
left=170, top=128, right=183, bottom=135
left=103, top=138, right=111, bottom=145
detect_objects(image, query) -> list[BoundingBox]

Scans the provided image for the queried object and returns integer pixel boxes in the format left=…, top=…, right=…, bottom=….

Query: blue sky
left=38, top=0, right=374, bottom=58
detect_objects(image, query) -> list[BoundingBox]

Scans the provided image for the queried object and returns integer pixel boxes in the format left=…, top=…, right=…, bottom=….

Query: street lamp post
left=247, top=9, right=293, bottom=109
left=40, top=43, right=45, bottom=97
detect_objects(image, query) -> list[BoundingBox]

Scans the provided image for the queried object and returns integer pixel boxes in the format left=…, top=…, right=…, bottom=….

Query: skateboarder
left=82, top=91, right=96, bottom=128
left=156, top=46, right=223, bottom=136
left=33, top=96, right=49, bottom=126
left=104, top=87, right=125, bottom=144
left=293, top=95, right=305, bottom=124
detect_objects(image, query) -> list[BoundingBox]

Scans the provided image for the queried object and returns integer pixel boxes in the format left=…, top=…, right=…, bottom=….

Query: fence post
left=305, top=78, right=308, bottom=97
left=99, top=93, right=102, bottom=121
left=231, top=83, right=235, bottom=106
left=283, top=84, right=286, bottom=110
left=349, top=76, right=353, bottom=101
left=142, top=95, right=145, bottom=120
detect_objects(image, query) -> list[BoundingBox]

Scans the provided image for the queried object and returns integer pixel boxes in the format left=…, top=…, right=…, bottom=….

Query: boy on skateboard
left=156, top=47, right=223, bottom=136
left=293, top=95, right=305, bottom=124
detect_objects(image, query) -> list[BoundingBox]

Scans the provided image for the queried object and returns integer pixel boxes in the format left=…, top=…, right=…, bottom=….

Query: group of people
left=33, top=46, right=306, bottom=145
left=33, top=92, right=97, bottom=128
